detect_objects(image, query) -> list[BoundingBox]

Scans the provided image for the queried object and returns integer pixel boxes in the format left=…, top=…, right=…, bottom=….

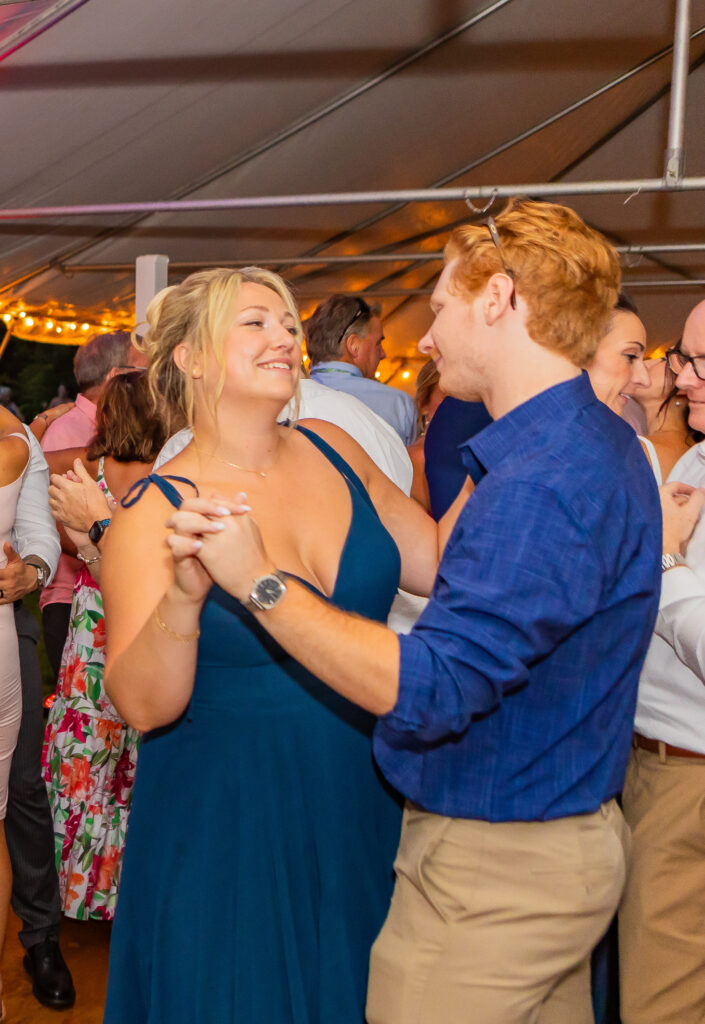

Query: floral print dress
left=41, top=460, right=140, bottom=920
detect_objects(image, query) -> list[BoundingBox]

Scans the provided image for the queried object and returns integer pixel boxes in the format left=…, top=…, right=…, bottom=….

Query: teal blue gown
left=103, top=427, right=403, bottom=1024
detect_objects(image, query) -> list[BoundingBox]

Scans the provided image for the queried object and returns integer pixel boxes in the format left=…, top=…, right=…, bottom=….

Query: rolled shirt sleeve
left=11, top=427, right=60, bottom=580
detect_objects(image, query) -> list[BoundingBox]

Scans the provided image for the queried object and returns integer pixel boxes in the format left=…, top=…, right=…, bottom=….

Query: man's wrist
left=662, top=535, right=682, bottom=555
left=23, top=556, right=50, bottom=590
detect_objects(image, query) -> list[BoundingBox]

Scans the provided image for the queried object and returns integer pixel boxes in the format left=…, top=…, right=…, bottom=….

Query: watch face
left=254, top=576, right=285, bottom=607
left=88, top=519, right=109, bottom=544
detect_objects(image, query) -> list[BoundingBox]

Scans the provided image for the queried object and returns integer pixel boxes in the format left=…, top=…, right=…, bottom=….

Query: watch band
left=24, top=556, right=50, bottom=589
left=88, top=518, right=112, bottom=545
left=662, top=552, right=686, bottom=573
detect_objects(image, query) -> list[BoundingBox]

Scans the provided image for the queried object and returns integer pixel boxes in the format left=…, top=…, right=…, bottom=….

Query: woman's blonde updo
left=134, top=266, right=303, bottom=428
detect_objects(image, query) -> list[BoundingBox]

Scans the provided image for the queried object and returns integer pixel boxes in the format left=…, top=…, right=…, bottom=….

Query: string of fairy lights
left=0, top=302, right=423, bottom=391
left=0, top=304, right=133, bottom=348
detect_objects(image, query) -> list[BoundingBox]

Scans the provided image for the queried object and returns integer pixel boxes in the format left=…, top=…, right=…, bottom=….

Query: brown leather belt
left=632, top=733, right=705, bottom=760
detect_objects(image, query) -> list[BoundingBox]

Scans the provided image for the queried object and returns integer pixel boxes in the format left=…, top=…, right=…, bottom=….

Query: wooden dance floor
left=2, top=911, right=109, bottom=1023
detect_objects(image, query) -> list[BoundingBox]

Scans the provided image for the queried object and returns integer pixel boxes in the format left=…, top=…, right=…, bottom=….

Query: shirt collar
left=75, top=393, right=98, bottom=421
left=462, top=372, right=596, bottom=474
left=310, top=361, right=363, bottom=379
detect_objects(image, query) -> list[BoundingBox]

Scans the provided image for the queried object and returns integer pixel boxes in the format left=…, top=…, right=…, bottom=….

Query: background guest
left=422, top=395, right=491, bottom=520
left=43, top=370, right=173, bottom=921
left=35, top=331, right=132, bottom=679
left=631, top=351, right=696, bottom=480
left=619, top=297, right=705, bottom=1024
left=0, top=417, right=73, bottom=1011
left=407, top=360, right=444, bottom=511
left=306, top=294, right=417, bottom=445
left=0, top=403, right=31, bottom=1017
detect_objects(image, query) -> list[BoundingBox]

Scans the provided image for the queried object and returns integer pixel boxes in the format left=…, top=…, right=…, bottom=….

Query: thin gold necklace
left=208, top=450, right=278, bottom=478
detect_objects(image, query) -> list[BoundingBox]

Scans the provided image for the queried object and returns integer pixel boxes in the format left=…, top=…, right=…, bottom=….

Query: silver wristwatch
left=662, top=552, right=686, bottom=573
left=246, top=570, right=288, bottom=612
left=24, top=557, right=50, bottom=589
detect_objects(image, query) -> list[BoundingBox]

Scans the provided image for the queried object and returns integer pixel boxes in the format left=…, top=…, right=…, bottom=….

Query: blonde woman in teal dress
left=100, top=268, right=454, bottom=1024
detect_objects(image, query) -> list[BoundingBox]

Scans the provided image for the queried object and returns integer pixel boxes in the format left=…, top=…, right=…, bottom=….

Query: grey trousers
left=6, top=603, right=61, bottom=948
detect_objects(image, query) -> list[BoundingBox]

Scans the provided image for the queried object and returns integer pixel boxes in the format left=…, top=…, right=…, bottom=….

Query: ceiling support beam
left=57, top=243, right=705, bottom=274
left=6, top=176, right=705, bottom=222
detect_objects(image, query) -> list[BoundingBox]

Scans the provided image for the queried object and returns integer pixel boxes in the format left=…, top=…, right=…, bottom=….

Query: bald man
left=619, top=297, right=705, bottom=1024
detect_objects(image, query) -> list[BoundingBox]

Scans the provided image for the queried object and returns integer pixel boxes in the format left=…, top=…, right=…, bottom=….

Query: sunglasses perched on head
left=337, top=297, right=371, bottom=349
left=485, top=216, right=517, bottom=310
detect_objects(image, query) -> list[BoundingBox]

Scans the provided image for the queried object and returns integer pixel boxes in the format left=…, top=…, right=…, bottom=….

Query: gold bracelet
left=153, top=605, right=200, bottom=643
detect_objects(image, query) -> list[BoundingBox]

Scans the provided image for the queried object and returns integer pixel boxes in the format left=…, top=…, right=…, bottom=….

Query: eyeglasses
left=665, top=346, right=705, bottom=381
left=486, top=216, right=517, bottom=310
left=337, top=298, right=370, bottom=350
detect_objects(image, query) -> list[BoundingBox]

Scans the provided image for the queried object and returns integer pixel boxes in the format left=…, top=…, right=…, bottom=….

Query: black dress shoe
left=23, top=937, right=76, bottom=1009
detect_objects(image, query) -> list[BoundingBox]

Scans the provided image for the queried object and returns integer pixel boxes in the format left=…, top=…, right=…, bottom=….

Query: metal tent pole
left=665, top=0, right=692, bottom=185
left=5, top=177, right=705, bottom=220
left=58, top=243, right=705, bottom=273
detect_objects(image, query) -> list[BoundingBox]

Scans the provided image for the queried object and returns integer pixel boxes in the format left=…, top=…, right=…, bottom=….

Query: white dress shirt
left=11, top=426, right=60, bottom=582
left=633, top=441, right=705, bottom=751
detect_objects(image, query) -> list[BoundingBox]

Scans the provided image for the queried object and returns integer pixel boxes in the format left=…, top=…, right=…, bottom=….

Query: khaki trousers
left=619, top=745, right=705, bottom=1024
left=366, top=800, right=628, bottom=1024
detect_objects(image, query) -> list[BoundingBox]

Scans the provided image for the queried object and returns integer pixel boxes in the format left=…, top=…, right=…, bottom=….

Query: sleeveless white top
left=638, top=435, right=663, bottom=486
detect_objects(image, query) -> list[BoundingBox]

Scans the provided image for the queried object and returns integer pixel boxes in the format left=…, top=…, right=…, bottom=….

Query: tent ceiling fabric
left=1, top=0, right=705, bottom=357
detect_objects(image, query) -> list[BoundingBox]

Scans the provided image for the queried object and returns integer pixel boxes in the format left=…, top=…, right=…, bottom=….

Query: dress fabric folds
left=103, top=426, right=403, bottom=1024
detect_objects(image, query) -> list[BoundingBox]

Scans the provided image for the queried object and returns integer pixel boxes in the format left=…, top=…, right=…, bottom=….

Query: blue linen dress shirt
left=374, top=373, right=662, bottom=823
left=309, top=362, right=417, bottom=445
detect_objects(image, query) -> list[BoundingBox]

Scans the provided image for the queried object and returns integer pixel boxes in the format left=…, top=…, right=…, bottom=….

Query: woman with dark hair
left=41, top=370, right=178, bottom=921
left=407, top=359, right=444, bottom=511
left=630, top=349, right=697, bottom=480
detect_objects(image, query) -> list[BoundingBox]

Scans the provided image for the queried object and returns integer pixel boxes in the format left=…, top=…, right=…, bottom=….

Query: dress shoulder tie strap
left=121, top=474, right=199, bottom=510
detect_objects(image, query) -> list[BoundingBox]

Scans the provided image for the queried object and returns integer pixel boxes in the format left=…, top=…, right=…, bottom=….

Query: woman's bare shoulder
left=0, top=434, right=29, bottom=485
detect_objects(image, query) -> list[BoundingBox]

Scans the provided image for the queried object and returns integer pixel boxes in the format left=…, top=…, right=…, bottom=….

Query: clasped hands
left=660, top=481, right=705, bottom=555
left=165, top=494, right=272, bottom=606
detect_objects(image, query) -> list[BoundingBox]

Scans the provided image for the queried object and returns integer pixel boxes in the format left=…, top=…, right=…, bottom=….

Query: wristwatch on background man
left=662, top=552, right=687, bottom=573
left=88, top=518, right=111, bottom=545
left=24, top=556, right=50, bottom=590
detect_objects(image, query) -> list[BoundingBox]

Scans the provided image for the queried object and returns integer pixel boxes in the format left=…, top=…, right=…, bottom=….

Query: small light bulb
left=18, top=311, right=26, bottom=318
left=25, top=317, right=34, bottom=327
left=69, top=323, right=77, bottom=331
left=2, top=314, right=11, bottom=323
left=46, top=320, right=54, bottom=330
left=375, top=371, right=381, bottom=379
left=56, top=326, right=62, bottom=334
left=402, top=370, right=411, bottom=379
left=81, top=323, right=89, bottom=331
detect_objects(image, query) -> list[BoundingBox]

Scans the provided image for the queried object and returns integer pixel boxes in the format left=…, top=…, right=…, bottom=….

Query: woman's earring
left=675, top=400, right=682, bottom=406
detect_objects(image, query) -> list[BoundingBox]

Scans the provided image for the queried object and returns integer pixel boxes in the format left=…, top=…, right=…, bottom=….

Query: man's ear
left=344, top=333, right=360, bottom=363
left=483, top=273, right=514, bottom=327
left=173, top=342, right=202, bottom=379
